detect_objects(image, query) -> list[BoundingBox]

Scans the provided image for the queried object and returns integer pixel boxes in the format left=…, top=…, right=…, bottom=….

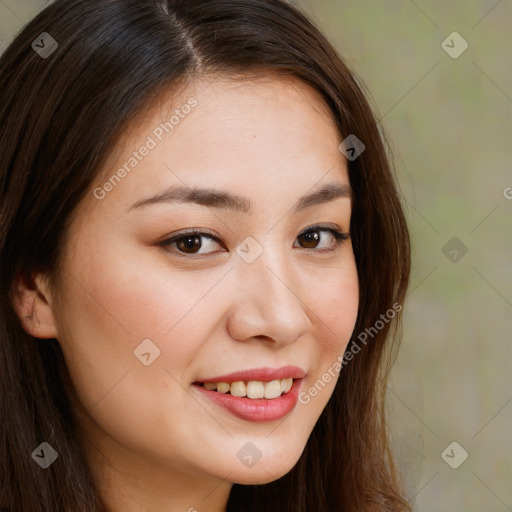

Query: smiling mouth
left=194, top=378, right=295, bottom=399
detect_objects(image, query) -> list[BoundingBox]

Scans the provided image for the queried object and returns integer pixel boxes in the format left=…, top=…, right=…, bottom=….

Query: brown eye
left=176, top=235, right=203, bottom=254
left=294, top=226, right=349, bottom=251
left=297, top=230, right=321, bottom=249
left=160, top=231, right=224, bottom=256
left=159, top=226, right=349, bottom=258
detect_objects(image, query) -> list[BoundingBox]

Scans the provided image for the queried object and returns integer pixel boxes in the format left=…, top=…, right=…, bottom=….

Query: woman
left=0, top=0, right=411, bottom=510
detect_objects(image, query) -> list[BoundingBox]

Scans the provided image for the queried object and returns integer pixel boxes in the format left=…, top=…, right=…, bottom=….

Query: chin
left=227, top=453, right=301, bottom=486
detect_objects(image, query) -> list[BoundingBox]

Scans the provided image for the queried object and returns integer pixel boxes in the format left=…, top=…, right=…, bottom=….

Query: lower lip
left=193, top=379, right=303, bottom=423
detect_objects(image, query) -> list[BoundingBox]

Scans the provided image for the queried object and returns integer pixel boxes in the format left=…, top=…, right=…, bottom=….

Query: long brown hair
left=0, top=0, right=411, bottom=510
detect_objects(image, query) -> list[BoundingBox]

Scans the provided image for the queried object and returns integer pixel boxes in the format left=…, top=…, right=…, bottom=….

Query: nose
left=226, top=245, right=311, bottom=347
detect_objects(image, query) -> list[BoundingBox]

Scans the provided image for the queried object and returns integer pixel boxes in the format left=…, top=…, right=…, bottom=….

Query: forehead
left=88, top=72, right=349, bottom=215
left=105, top=72, right=341, bottom=157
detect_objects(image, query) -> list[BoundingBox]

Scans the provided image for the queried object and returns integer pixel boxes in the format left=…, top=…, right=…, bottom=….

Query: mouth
left=192, top=366, right=306, bottom=422
left=193, top=378, right=295, bottom=399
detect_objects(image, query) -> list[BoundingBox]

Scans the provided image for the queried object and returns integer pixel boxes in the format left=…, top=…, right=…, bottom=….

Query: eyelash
left=158, top=224, right=350, bottom=257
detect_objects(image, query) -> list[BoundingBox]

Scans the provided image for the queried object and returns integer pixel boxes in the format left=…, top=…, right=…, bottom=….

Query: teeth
left=264, top=379, right=282, bottom=399
left=216, top=382, right=230, bottom=393
left=200, top=378, right=295, bottom=399
left=230, top=381, right=246, bottom=397
left=282, top=378, right=293, bottom=393
left=246, top=381, right=265, bottom=399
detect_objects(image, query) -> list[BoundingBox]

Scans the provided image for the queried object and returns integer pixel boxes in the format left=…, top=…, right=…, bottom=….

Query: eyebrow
left=128, top=182, right=352, bottom=214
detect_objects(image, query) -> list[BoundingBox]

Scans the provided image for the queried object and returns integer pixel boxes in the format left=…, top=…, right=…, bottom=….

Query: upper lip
left=195, top=365, right=306, bottom=384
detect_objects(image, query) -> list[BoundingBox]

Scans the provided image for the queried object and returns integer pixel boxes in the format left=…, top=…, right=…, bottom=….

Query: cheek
left=53, top=241, right=231, bottom=404
left=324, top=278, right=358, bottom=331
left=53, top=257, right=215, bottom=466
left=61, top=232, right=223, bottom=340
left=312, top=261, right=359, bottom=355
left=297, top=262, right=359, bottom=409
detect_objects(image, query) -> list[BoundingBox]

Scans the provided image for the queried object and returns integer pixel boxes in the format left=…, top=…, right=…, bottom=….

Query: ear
left=10, top=271, right=59, bottom=339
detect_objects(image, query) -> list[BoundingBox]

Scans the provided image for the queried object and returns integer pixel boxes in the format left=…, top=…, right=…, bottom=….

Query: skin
left=13, top=73, right=359, bottom=512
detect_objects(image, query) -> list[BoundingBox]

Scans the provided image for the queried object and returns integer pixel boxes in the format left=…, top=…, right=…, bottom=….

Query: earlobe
left=10, top=271, right=59, bottom=339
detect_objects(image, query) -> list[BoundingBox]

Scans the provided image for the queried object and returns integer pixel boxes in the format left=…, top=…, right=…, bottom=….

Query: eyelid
left=160, top=227, right=220, bottom=241
left=161, top=223, right=348, bottom=239
left=299, top=222, right=347, bottom=236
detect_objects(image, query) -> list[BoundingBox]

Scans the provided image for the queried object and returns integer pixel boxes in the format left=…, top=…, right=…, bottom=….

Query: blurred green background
left=1, top=1, right=510, bottom=510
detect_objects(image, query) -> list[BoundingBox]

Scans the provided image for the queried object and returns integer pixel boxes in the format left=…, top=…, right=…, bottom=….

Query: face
left=42, top=74, right=359, bottom=498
